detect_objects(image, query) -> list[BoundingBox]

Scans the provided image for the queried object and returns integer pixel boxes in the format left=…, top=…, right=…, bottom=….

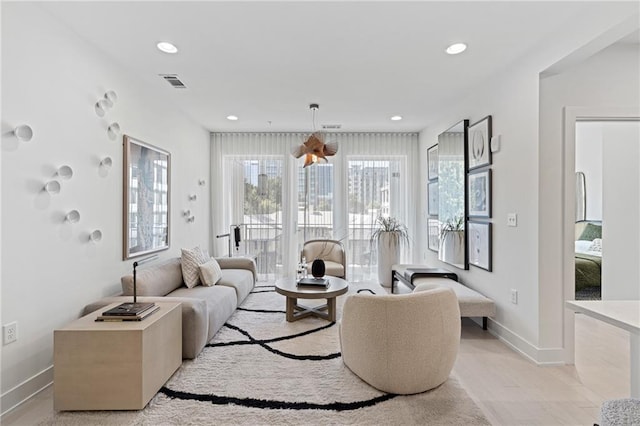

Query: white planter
left=439, top=231, right=464, bottom=265
left=377, top=232, right=401, bottom=287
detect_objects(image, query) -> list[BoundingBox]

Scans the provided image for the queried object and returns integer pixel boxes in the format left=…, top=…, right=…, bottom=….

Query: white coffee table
left=275, top=276, right=348, bottom=322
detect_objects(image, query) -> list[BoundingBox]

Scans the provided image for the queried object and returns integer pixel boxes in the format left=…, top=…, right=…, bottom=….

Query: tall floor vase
left=377, top=232, right=400, bottom=287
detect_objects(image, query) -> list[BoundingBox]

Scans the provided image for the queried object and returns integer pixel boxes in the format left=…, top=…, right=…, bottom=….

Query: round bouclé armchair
left=339, top=287, right=461, bottom=394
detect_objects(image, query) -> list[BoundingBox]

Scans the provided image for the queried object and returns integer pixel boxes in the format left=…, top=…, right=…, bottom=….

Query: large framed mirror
left=437, top=120, right=468, bottom=269
left=123, top=135, right=171, bottom=260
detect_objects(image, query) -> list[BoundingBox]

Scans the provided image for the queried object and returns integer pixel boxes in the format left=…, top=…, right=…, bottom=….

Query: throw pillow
left=181, top=246, right=209, bottom=288
left=578, top=223, right=602, bottom=241
left=199, top=258, right=223, bottom=286
left=589, top=238, right=602, bottom=253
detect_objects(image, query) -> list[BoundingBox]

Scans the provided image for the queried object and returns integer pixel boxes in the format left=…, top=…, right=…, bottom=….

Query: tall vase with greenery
left=370, top=216, right=410, bottom=287
left=439, top=216, right=464, bottom=265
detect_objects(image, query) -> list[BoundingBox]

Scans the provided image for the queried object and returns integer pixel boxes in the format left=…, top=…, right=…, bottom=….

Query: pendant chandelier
left=291, top=103, right=339, bottom=167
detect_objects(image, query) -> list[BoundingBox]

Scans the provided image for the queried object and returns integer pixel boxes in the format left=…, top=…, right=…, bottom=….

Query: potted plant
left=370, top=216, right=410, bottom=287
left=439, top=216, right=464, bottom=265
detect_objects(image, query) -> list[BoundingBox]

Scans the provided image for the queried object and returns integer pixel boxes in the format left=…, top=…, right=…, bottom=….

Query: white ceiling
left=38, top=1, right=637, bottom=133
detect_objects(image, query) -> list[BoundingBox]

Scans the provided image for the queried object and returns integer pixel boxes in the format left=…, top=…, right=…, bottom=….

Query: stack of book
left=95, top=302, right=159, bottom=322
left=296, top=277, right=329, bottom=288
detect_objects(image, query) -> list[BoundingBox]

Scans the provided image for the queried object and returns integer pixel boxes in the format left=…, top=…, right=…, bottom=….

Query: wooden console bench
left=392, top=264, right=496, bottom=330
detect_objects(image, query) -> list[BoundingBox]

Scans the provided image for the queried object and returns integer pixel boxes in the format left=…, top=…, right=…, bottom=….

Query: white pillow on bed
left=589, top=238, right=602, bottom=253
left=575, top=240, right=592, bottom=253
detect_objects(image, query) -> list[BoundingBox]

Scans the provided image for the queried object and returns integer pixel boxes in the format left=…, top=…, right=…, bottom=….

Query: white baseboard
left=1, top=365, right=53, bottom=417
left=486, top=319, right=565, bottom=366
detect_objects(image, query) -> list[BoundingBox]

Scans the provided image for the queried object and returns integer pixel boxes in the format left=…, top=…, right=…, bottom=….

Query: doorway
left=563, top=108, right=640, bottom=363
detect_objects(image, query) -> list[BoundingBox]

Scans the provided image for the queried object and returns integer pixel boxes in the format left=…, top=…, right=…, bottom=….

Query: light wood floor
left=2, top=312, right=628, bottom=425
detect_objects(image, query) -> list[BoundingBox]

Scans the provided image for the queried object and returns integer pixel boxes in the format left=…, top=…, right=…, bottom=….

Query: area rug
left=42, top=282, right=490, bottom=425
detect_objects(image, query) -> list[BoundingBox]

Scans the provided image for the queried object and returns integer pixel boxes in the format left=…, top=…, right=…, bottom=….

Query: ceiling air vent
left=159, top=74, right=187, bottom=89
left=321, top=124, right=342, bottom=130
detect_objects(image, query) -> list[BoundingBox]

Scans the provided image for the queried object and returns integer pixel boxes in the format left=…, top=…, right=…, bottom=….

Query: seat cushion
left=321, top=260, right=345, bottom=278
left=169, top=285, right=238, bottom=341
left=413, top=278, right=496, bottom=317
left=217, top=269, right=254, bottom=304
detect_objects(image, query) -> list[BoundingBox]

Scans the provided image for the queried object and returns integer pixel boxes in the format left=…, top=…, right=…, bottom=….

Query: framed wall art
left=427, top=218, right=440, bottom=252
left=427, top=144, right=439, bottom=180
left=468, top=221, right=492, bottom=271
left=428, top=181, right=439, bottom=216
left=123, top=135, right=171, bottom=260
left=468, top=115, right=492, bottom=170
left=468, top=168, right=491, bottom=218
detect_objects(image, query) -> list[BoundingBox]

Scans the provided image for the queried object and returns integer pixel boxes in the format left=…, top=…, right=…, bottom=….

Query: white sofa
left=83, top=257, right=256, bottom=359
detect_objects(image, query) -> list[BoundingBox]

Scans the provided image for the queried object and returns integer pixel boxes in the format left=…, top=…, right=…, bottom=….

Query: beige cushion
left=199, top=258, right=223, bottom=286
left=301, top=240, right=346, bottom=279
left=413, top=277, right=496, bottom=318
left=181, top=247, right=209, bottom=288
left=121, top=258, right=183, bottom=296
left=217, top=269, right=254, bottom=304
left=339, top=287, right=460, bottom=394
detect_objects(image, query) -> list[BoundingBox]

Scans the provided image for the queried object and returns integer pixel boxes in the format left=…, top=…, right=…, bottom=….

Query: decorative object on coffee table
left=311, top=258, right=326, bottom=278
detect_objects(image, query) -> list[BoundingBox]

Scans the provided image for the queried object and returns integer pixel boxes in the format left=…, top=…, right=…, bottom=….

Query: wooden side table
left=54, top=302, right=182, bottom=411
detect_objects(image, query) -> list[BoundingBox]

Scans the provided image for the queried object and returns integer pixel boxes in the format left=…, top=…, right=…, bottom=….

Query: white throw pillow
left=181, top=246, right=209, bottom=288
left=589, top=238, right=602, bottom=253
left=199, top=259, right=223, bottom=286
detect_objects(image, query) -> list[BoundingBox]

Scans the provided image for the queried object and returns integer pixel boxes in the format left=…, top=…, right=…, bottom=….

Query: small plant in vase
left=439, top=216, right=464, bottom=265
left=370, top=216, right=410, bottom=287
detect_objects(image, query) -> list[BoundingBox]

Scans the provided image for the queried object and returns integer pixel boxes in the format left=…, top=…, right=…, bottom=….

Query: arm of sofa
left=83, top=296, right=208, bottom=359
left=216, top=257, right=257, bottom=281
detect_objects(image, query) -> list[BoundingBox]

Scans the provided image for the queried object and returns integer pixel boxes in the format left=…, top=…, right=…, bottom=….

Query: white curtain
left=210, top=132, right=419, bottom=281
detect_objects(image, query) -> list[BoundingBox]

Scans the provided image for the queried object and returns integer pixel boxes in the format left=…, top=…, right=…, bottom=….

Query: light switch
left=507, top=213, right=518, bottom=227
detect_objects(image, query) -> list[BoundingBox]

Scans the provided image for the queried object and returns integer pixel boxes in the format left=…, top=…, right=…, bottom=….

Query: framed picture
left=427, top=144, right=438, bottom=180
left=468, top=221, right=492, bottom=271
left=123, top=135, right=171, bottom=260
left=468, top=115, right=492, bottom=170
left=468, top=169, right=491, bottom=218
left=428, top=181, right=439, bottom=216
left=427, top=218, right=440, bottom=252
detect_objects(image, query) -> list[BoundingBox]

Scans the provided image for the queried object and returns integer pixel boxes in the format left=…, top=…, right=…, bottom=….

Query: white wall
left=419, top=7, right=639, bottom=362
left=539, top=41, right=640, bottom=350
left=576, top=123, right=603, bottom=221
left=602, top=122, right=640, bottom=300
left=1, top=4, right=210, bottom=413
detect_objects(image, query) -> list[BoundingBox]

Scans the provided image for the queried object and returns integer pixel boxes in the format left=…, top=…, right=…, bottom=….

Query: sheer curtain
left=210, top=132, right=419, bottom=281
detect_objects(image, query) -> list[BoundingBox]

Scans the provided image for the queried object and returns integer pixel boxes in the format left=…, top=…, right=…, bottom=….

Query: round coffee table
left=275, top=276, right=349, bottom=322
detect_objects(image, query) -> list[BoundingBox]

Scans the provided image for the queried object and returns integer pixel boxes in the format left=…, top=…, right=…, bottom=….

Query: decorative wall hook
left=100, top=157, right=113, bottom=169
left=13, top=125, right=33, bottom=142
left=187, top=216, right=195, bottom=223
left=89, top=230, right=103, bottom=242
left=188, top=194, right=197, bottom=201
left=107, top=122, right=121, bottom=140
left=43, top=180, right=61, bottom=194
left=183, top=210, right=191, bottom=217
left=198, top=179, right=206, bottom=186
left=65, top=210, right=80, bottom=223
left=56, top=165, right=73, bottom=180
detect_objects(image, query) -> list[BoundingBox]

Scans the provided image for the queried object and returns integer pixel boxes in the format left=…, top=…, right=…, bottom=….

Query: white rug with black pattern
left=43, top=282, right=490, bottom=425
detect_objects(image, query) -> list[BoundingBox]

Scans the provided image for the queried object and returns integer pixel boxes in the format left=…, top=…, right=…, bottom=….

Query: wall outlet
left=507, top=213, right=518, bottom=227
left=3, top=322, right=17, bottom=345
left=510, top=289, right=518, bottom=305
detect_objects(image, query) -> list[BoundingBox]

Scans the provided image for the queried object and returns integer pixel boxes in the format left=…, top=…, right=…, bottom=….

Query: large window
left=212, top=132, right=418, bottom=282
left=347, top=158, right=404, bottom=281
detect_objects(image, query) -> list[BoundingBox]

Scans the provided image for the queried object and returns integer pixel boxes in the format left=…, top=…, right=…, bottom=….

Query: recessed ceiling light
left=391, top=115, right=403, bottom=121
left=226, top=115, right=239, bottom=121
left=445, top=43, right=467, bottom=55
left=157, top=41, right=178, bottom=54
